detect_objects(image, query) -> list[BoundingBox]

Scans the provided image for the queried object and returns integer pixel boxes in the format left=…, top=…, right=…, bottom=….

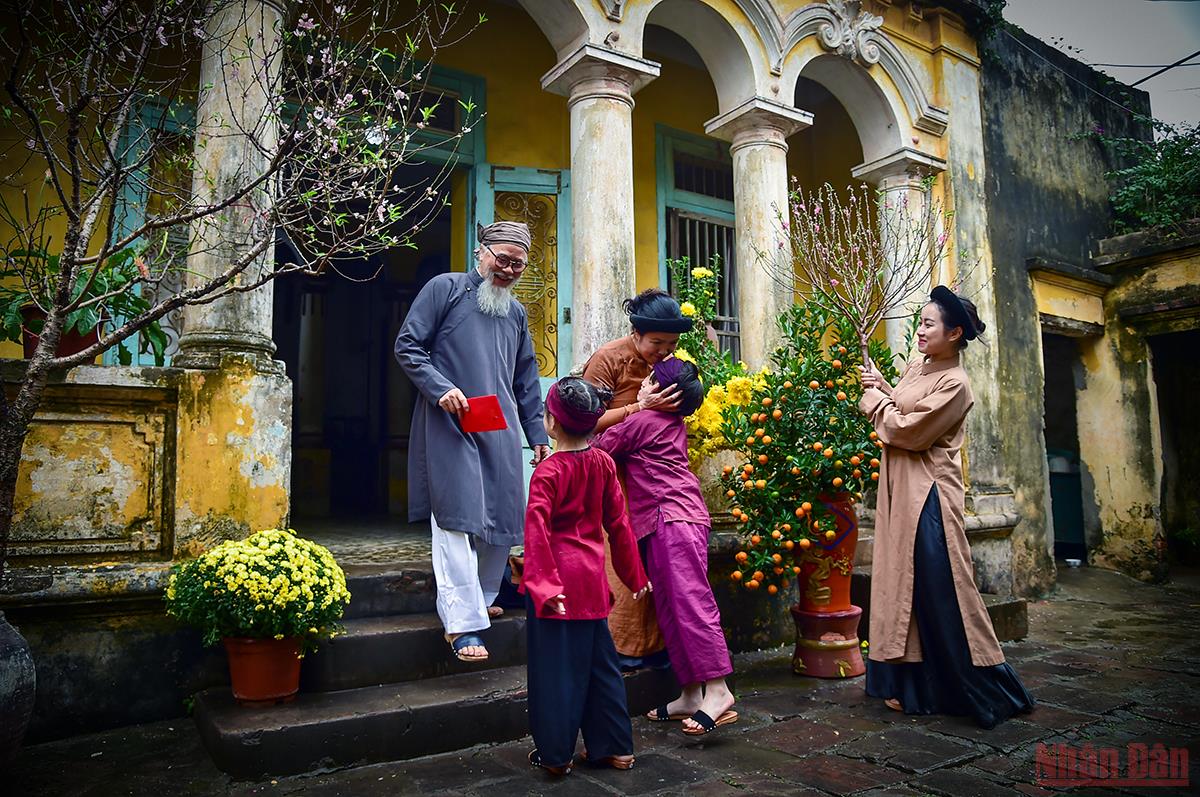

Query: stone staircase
left=193, top=526, right=1028, bottom=779
left=192, top=561, right=677, bottom=779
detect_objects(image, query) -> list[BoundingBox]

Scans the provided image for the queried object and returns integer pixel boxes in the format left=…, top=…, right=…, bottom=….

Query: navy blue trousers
left=866, top=485, right=1035, bottom=729
left=526, top=598, right=634, bottom=766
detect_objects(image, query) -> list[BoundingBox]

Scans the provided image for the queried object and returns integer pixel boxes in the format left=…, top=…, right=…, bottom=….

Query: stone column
left=175, top=0, right=283, bottom=372
left=852, top=148, right=948, bottom=363
left=542, top=45, right=659, bottom=365
left=171, top=0, right=291, bottom=551
left=705, top=100, right=812, bottom=369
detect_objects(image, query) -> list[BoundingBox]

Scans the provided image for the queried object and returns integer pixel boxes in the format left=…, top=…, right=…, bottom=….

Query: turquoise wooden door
left=473, top=165, right=572, bottom=488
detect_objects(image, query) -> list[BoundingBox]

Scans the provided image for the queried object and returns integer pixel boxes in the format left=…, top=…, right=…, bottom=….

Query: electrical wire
left=1130, top=48, right=1200, bottom=87
left=1091, top=62, right=1200, bottom=68
left=1001, top=29, right=1145, bottom=117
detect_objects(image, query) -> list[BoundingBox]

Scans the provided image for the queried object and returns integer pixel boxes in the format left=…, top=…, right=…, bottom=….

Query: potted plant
left=164, top=528, right=352, bottom=704
left=665, top=257, right=756, bottom=475
left=717, top=301, right=898, bottom=678
left=0, top=247, right=168, bottom=365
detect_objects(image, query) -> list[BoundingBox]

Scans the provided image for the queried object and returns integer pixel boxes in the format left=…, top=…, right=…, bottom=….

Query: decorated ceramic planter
left=790, top=494, right=866, bottom=678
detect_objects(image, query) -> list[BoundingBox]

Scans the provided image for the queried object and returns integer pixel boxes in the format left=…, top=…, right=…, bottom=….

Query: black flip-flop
left=681, top=709, right=738, bottom=736
left=528, top=748, right=572, bottom=776
left=646, top=705, right=690, bottom=722
left=448, top=633, right=489, bottom=662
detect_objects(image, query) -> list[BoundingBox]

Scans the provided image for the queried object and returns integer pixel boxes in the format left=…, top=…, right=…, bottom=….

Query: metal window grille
left=667, top=208, right=740, bottom=361
left=672, top=151, right=735, bottom=202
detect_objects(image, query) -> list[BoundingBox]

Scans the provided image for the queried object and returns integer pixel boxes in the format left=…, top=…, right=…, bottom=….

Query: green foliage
left=666, top=255, right=744, bottom=388
left=164, top=529, right=352, bottom=650
left=717, top=301, right=899, bottom=592
left=1091, top=120, right=1200, bottom=236
left=0, top=247, right=167, bottom=365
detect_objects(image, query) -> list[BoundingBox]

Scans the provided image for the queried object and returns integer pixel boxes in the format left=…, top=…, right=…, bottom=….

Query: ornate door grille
left=667, top=207, right=740, bottom=361
left=495, top=190, right=558, bottom=378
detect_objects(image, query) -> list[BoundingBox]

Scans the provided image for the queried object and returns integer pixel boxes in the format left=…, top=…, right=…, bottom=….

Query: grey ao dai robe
left=394, top=269, right=548, bottom=547
left=859, top=354, right=1006, bottom=668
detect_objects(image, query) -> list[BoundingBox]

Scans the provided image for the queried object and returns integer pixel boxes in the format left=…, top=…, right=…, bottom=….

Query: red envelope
left=460, top=394, right=508, bottom=433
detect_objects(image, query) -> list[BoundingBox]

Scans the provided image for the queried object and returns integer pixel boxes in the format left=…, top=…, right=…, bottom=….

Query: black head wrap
left=625, top=289, right=693, bottom=334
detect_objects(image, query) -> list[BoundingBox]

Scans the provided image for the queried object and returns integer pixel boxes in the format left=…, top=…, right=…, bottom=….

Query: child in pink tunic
left=592, top=358, right=737, bottom=735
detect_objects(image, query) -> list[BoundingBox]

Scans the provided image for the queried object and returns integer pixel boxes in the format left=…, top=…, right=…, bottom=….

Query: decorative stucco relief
left=818, top=0, right=885, bottom=67
left=731, top=0, right=948, bottom=136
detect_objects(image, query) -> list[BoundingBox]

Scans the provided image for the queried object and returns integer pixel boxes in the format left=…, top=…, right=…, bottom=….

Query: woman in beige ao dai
left=857, top=287, right=1034, bottom=729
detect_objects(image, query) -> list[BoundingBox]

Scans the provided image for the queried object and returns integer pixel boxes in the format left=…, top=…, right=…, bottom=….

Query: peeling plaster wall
left=979, top=27, right=1151, bottom=595
left=1075, top=323, right=1164, bottom=580
left=3, top=358, right=291, bottom=740
left=174, top=355, right=292, bottom=555
left=1084, top=240, right=1200, bottom=578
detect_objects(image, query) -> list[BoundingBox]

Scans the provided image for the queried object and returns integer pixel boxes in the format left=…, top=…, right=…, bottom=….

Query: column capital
left=541, top=44, right=660, bottom=103
left=851, top=146, right=946, bottom=188
left=704, top=97, right=813, bottom=151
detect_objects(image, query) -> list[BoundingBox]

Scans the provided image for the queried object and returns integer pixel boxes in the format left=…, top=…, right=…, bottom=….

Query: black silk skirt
left=865, top=485, right=1035, bottom=729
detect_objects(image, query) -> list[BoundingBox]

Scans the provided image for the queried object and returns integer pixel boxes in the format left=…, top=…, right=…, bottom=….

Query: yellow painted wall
left=785, top=82, right=890, bottom=346
left=426, top=2, right=573, bottom=273
left=787, top=80, right=863, bottom=197
left=632, top=56, right=723, bottom=288
left=1030, top=275, right=1106, bottom=327
left=437, top=2, right=726, bottom=295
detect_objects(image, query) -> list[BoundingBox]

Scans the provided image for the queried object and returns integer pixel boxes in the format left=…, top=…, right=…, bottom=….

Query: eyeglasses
left=483, top=243, right=528, bottom=272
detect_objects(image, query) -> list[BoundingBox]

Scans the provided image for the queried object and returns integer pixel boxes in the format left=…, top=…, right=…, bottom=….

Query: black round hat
left=930, top=285, right=979, bottom=341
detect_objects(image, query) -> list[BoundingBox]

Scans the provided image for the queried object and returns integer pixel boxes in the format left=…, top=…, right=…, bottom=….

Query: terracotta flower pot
left=20, top=306, right=102, bottom=359
left=791, top=494, right=866, bottom=678
left=223, top=636, right=302, bottom=705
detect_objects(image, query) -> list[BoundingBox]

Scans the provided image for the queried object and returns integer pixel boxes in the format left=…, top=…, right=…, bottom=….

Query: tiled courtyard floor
left=10, top=565, right=1200, bottom=796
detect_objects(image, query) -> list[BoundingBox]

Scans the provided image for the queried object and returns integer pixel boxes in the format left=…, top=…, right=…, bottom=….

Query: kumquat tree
left=719, top=301, right=899, bottom=594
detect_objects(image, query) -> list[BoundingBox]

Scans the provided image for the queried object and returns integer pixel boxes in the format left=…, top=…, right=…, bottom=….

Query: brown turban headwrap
left=477, top=221, right=531, bottom=252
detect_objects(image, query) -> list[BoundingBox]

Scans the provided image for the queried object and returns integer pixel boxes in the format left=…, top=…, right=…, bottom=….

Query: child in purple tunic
left=592, top=358, right=737, bottom=735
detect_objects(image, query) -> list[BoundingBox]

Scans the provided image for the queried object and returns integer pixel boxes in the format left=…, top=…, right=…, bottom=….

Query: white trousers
left=430, top=514, right=511, bottom=635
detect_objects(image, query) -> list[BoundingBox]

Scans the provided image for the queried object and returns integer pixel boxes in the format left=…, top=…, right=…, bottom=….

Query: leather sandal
left=646, top=705, right=690, bottom=722
left=580, top=750, right=635, bottom=769
left=447, top=633, right=489, bottom=662
left=681, top=709, right=738, bottom=736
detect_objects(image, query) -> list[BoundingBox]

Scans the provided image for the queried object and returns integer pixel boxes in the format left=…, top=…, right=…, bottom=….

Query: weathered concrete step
left=194, top=664, right=679, bottom=778
left=300, top=613, right=526, bottom=692
left=342, top=562, right=436, bottom=619
left=982, top=593, right=1029, bottom=642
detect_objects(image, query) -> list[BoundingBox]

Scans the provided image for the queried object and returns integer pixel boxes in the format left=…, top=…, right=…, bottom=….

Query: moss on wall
left=979, top=27, right=1152, bottom=596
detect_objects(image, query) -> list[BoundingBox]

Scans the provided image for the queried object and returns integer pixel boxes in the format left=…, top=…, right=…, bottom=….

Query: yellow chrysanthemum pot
left=164, top=528, right=351, bottom=706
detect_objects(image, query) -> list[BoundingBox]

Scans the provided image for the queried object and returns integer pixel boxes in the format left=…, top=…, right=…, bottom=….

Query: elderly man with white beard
left=395, top=221, right=551, bottom=662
